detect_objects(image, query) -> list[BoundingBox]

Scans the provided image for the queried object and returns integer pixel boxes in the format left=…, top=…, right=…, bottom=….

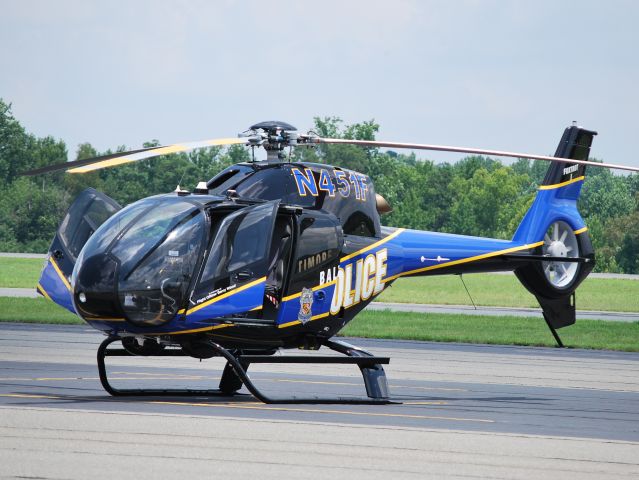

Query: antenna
left=457, top=274, right=477, bottom=310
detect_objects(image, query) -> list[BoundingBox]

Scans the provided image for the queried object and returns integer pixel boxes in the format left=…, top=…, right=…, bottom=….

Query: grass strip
left=0, top=257, right=45, bottom=288
left=378, top=274, right=639, bottom=312
left=340, top=309, right=639, bottom=352
left=1, top=297, right=637, bottom=352
left=0, top=297, right=82, bottom=325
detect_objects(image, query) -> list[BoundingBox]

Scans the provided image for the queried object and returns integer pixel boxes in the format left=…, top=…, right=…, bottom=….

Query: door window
left=197, top=201, right=278, bottom=291
left=288, top=212, right=343, bottom=292
left=58, top=189, right=121, bottom=261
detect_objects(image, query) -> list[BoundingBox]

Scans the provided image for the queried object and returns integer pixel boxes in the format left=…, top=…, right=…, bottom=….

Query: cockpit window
left=79, top=200, right=155, bottom=265
left=112, top=201, right=196, bottom=278
left=118, top=211, right=204, bottom=325
left=208, top=166, right=253, bottom=194
left=58, top=190, right=121, bottom=260
left=235, top=168, right=293, bottom=201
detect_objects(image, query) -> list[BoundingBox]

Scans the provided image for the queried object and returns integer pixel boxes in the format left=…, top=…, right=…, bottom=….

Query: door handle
left=235, top=270, right=253, bottom=282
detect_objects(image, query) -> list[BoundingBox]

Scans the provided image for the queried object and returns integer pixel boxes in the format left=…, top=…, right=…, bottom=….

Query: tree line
left=1, top=99, right=637, bottom=272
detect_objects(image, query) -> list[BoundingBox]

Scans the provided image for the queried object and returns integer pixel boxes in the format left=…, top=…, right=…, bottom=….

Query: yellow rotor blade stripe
left=148, top=144, right=188, bottom=156
left=68, top=157, right=136, bottom=173
left=206, top=138, right=247, bottom=146
left=68, top=138, right=247, bottom=174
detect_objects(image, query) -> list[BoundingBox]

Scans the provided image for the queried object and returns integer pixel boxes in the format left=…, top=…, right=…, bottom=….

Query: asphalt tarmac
left=1, top=322, right=638, bottom=479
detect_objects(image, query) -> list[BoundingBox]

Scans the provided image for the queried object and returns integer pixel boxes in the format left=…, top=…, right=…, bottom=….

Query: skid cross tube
left=97, top=336, right=394, bottom=404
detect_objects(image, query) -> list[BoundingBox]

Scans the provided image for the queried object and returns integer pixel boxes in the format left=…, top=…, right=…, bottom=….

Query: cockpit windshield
left=116, top=204, right=204, bottom=325
left=73, top=197, right=206, bottom=326
left=112, top=202, right=197, bottom=278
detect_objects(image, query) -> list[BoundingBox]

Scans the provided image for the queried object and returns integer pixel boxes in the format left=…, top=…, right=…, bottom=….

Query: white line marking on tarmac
left=0, top=393, right=491, bottom=423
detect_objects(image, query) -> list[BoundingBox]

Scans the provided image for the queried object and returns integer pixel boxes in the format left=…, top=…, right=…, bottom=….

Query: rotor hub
left=547, top=241, right=568, bottom=258
left=241, top=121, right=303, bottom=162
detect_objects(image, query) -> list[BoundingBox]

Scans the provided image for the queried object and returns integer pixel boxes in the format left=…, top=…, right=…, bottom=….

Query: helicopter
left=22, top=120, right=639, bottom=404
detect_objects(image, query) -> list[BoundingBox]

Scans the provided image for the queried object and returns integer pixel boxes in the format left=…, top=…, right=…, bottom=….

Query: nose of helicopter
left=73, top=253, right=120, bottom=319
left=71, top=197, right=206, bottom=326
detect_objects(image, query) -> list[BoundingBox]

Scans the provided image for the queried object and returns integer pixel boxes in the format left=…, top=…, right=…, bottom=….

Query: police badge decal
left=298, top=288, right=313, bottom=324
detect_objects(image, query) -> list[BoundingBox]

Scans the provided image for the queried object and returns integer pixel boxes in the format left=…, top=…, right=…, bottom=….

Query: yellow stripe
left=69, top=157, right=136, bottom=173
left=85, top=317, right=126, bottom=322
left=574, top=226, right=588, bottom=235
left=149, top=400, right=493, bottom=423
left=69, top=139, right=246, bottom=173
left=185, top=277, right=266, bottom=316
left=50, top=258, right=71, bottom=291
left=206, top=138, right=247, bottom=146
left=281, top=279, right=337, bottom=303
left=278, top=311, right=330, bottom=329
left=249, top=305, right=263, bottom=312
left=36, top=284, right=51, bottom=301
left=385, top=241, right=544, bottom=282
left=538, top=176, right=585, bottom=190
left=278, top=229, right=404, bottom=320
left=163, top=324, right=233, bottom=335
left=146, top=144, right=188, bottom=156
left=279, top=237, right=542, bottom=327
left=68, top=145, right=190, bottom=173
left=132, top=324, right=235, bottom=336
left=83, top=320, right=233, bottom=334
left=339, top=228, right=404, bottom=263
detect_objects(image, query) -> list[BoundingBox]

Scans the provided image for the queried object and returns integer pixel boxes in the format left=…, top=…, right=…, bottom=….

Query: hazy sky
left=2, top=0, right=638, bottom=168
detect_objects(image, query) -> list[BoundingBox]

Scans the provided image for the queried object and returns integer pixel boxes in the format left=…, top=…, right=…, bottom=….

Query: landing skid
left=97, top=336, right=394, bottom=404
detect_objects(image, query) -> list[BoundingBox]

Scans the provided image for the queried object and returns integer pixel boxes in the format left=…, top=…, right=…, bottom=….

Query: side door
left=186, top=200, right=279, bottom=321
left=277, top=211, right=343, bottom=327
left=38, top=188, right=121, bottom=312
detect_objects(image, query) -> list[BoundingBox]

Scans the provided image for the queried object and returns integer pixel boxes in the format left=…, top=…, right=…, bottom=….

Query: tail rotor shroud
left=543, top=221, right=580, bottom=289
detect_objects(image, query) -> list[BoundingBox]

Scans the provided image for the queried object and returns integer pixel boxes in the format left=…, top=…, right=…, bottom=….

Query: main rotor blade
left=317, top=138, right=639, bottom=173
left=68, top=137, right=247, bottom=173
left=20, top=145, right=158, bottom=176
left=20, top=137, right=248, bottom=176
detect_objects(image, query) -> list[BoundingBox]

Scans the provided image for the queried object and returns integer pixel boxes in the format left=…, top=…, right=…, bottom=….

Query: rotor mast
left=242, top=121, right=300, bottom=163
